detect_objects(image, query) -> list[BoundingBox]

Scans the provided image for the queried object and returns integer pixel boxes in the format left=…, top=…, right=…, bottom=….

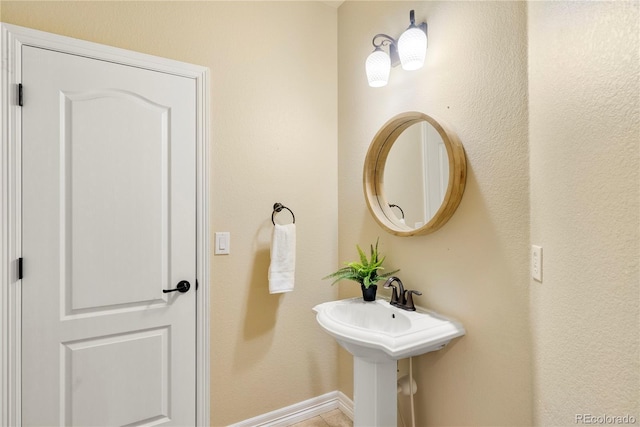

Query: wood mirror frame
left=363, top=112, right=467, bottom=236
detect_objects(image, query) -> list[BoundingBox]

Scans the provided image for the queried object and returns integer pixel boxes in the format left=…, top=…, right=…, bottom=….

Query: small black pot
left=361, top=284, right=377, bottom=301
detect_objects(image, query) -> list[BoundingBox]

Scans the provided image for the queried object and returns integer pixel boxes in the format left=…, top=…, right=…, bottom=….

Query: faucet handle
left=405, top=290, right=423, bottom=311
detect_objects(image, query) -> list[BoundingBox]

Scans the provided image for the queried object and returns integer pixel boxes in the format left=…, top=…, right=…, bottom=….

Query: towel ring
left=389, top=203, right=405, bottom=219
left=272, top=202, right=295, bottom=225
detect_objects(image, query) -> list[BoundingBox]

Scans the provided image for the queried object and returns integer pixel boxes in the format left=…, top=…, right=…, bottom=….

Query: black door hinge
left=18, top=84, right=23, bottom=107
left=18, top=257, right=23, bottom=280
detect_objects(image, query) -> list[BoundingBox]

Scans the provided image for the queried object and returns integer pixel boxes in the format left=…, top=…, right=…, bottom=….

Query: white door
left=21, top=45, right=196, bottom=426
left=422, top=122, right=449, bottom=221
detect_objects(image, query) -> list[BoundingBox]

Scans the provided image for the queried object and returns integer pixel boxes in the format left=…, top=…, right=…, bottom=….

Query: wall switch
left=531, top=245, right=542, bottom=282
left=215, top=232, right=230, bottom=255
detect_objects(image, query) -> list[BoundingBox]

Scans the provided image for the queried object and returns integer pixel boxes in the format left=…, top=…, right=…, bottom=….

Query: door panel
left=62, top=327, right=170, bottom=426
left=21, top=46, right=196, bottom=426
left=64, top=90, right=170, bottom=313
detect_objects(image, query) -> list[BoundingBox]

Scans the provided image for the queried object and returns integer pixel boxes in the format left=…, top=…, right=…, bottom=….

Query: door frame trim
left=0, top=23, right=211, bottom=426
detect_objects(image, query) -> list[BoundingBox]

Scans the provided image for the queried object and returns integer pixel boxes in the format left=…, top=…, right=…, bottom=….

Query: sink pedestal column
left=353, top=357, right=397, bottom=427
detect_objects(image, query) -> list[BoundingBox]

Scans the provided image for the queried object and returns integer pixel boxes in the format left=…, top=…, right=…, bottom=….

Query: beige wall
left=528, top=1, right=639, bottom=424
left=1, top=2, right=339, bottom=425
left=339, top=1, right=638, bottom=426
left=338, top=2, right=532, bottom=425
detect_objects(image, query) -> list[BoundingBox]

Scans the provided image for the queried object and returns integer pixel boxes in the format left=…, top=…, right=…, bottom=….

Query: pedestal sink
left=313, top=298, right=465, bottom=427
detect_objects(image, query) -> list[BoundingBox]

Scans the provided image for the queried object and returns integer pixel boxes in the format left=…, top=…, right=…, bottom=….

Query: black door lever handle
left=163, top=280, right=191, bottom=293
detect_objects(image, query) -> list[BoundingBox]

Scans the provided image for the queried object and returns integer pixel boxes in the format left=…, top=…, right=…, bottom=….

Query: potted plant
left=323, top=239, right=399, bottom=301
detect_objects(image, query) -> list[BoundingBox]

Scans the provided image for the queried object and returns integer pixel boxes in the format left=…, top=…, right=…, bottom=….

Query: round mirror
left=363, top=112, right=466, bottom=236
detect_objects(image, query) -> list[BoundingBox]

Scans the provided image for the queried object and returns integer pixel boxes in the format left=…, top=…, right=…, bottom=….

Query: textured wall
left=528, top=2, right=640, bottom=424
left=1, top=2, right=339, bottom=425
left=338, top=2, right=532, bottom=425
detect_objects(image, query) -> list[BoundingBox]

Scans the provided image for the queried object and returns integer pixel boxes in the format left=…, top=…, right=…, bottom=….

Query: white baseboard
left=335, top=391, right=354, bottom=421
left=229, top=391, right=354, bottom=427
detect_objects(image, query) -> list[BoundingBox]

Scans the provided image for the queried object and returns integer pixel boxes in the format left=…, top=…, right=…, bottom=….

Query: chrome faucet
left=383, top=276, right=422, bottom=311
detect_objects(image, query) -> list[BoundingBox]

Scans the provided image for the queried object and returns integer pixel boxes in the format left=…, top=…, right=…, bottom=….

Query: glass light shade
left=398, top=27, right=427, bottom=71
left=365, top=49, right=391, bottom=87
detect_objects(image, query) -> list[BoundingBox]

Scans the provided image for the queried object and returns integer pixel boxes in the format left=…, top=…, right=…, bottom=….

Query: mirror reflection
left=384, top=122, right=449, bottom=229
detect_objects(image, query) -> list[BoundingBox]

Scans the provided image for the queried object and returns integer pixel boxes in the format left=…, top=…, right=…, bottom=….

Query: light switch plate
left=215, top=232, right=230, bottom=255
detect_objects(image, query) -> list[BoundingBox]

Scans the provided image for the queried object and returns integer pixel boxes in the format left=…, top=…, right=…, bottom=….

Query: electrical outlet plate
left=531, top=245, right=542, bottom=282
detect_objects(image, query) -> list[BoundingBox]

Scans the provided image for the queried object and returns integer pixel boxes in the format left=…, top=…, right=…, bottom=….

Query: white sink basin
left=313, top=297, right=465, bottom=362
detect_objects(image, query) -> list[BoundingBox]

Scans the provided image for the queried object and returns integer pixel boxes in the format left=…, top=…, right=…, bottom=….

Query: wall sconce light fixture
left=365, top=10, right=428, bottom=87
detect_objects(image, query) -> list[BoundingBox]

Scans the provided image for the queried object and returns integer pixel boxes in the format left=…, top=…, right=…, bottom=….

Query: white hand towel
left=268, top=223, right=296, bottom=294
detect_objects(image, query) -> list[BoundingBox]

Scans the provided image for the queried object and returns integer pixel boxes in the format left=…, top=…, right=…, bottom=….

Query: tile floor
left=289, top=409, right=353, bottom=427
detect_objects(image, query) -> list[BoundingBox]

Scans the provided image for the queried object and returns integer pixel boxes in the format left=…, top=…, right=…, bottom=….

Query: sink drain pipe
left=397, top=357, right=417, bottom=427
left=409, top=357, right=416, bottom=427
